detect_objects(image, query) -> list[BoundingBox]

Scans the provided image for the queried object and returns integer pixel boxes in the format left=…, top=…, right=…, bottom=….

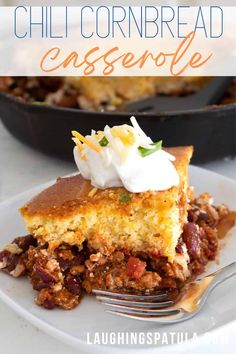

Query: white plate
left=0, top=166, right=235, bottom=354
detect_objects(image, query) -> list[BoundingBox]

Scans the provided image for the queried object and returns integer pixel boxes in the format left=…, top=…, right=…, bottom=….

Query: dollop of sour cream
left=72, top=117, right=179, bottom=193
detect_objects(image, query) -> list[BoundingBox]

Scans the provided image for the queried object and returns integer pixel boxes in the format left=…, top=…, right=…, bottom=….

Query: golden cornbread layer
left=20, top=146, right=193, bottom=261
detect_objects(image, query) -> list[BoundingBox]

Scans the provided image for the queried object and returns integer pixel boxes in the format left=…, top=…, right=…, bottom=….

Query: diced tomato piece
left=151, top=250, right=161, bottom=258
left=126, top=256, right=146, bottom=279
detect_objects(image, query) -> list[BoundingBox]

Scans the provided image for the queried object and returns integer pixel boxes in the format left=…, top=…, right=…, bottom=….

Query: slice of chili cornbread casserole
left=20, top=146, right=193, bottom=262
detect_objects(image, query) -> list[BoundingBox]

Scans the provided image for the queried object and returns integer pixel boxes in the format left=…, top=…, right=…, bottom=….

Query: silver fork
left=93, top=261, right=236, bottom=323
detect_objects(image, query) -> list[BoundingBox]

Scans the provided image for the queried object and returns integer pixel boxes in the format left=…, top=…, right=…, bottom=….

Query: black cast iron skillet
left=119, top=77, right=232, bottom=113
left=0, top=90, right=235, bottom=164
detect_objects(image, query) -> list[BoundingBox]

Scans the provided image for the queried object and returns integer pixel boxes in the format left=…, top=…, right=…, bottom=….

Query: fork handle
left=201, top=261, right=236, bottom=303
left=193, top=262, right=236, bottom=312
left=211, top=261, right=236, bottom=285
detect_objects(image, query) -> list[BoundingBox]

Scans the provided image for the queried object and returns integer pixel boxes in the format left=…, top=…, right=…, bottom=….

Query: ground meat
left=0, top=240, right=85, bottom=310
left=25, top=244, right=84, bottom=310
left=52, top=288, right=80, bottom=309
left=36, top=288, right=80, bottom=310
left=82, top=251, right=161, bottom=294
left=83, top=264, right=161, bottom=294
left=0, top=235, right=37, bottom=277
left=35, top=289, right=55, bottom=310
left=0, top=194, right=233, bottom=310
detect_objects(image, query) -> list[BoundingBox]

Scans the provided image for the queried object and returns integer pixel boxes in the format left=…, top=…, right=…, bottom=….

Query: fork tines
left=92, top=288, right=180, bottom=320
left=95, top=295, right=174, bottom=309
left=92, top=289, right=168, bottom=301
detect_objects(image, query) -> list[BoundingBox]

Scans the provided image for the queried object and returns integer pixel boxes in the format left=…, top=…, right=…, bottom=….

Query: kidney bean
left=0, top=250, right=9, bottom=264
left=5, top=254, right=20, bottom=272
left=34, top=266, right=56, bottom=284
left=182, top=222, right=201, bottom=259
left=175, top=242, right=184, bottom=254
left=64, top=274, right=82, bottom=296
left=13, top=235, right=37, bottom=252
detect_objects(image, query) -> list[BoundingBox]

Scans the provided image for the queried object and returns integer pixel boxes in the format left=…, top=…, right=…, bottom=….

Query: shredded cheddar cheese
left=88, top=188, right=98, bottom=198
left=72, top=138, right=87, bottom=161
left=72, top=130, right=101, bottom=153
left=96, top=131, right=105, bottom=141
left=111, top=127, right=136, bottom=145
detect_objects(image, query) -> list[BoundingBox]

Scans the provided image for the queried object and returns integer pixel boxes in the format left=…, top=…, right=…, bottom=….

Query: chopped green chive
left=119, top=194, right=132, bottom=203
left=138, top=140, right=162, bottom=157
left=99, top=136, right=109, bottom=147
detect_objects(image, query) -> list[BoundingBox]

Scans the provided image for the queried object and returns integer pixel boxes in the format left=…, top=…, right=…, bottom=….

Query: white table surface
left=0, top=119, right=235, bottom=354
